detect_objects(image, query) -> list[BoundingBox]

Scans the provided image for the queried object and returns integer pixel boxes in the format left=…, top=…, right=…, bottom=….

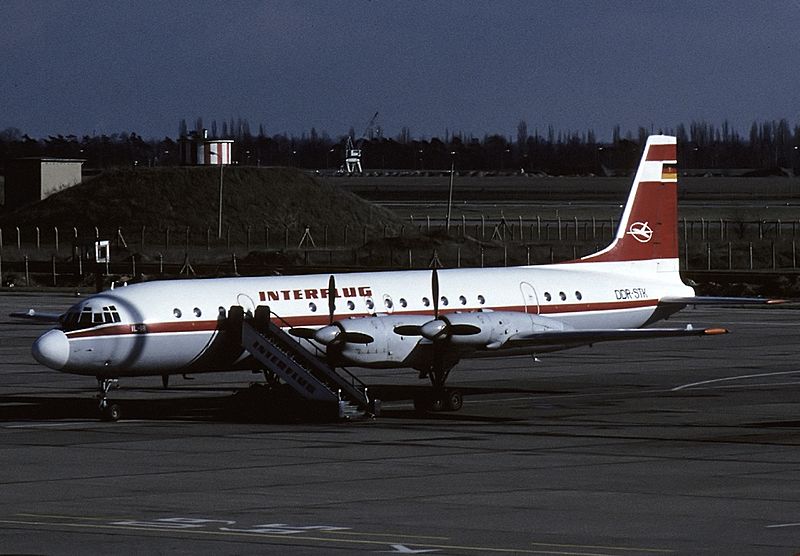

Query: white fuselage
left=33, top=258, right=694, bottom=378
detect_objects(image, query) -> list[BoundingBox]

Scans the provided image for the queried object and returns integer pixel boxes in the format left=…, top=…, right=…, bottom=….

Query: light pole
left=210, top=151, right=224, bottom=239
left=446, top=151, right=456, bottom=232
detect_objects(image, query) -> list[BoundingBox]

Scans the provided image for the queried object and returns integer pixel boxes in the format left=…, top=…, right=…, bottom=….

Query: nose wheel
left=97, top=378, right=121, bottom=421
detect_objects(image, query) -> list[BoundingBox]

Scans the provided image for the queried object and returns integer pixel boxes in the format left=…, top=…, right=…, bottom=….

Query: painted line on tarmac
left=0, top=516, right=656, bottom=555
left=671, top=370, right=800, bottom=391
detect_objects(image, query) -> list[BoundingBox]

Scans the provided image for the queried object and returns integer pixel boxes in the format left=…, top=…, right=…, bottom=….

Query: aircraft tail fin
left=580, top=135, right=678, bottom=263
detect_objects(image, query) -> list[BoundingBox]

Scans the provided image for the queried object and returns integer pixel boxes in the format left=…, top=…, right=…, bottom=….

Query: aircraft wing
left=9, top=309, right=64, bottom=323
left=507, top=325, right=728, bottom=350
left=659, top=296, right=785, bottom=306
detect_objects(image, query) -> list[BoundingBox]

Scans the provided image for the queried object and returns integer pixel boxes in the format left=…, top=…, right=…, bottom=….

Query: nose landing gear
left=97, top=378, right=121, bottom=421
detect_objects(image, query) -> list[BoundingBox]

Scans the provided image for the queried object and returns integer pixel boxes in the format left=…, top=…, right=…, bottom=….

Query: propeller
left=290, top=274, right=338, bottom=339
left=393, top=267, right=480, bottom=339
left=309, top=275, right=374, bottom=345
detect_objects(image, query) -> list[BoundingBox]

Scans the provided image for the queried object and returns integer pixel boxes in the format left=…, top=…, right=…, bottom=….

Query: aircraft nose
left=32, top=329, right=70, bottom=370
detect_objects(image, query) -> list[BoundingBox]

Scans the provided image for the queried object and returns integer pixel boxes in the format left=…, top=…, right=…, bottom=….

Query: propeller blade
left=343, top=331, right=374, bottom=344
left=432, top=267, right=439, bottom=318
left=288, top=327, right=318, bottom=339
left=449, top=323, right=482, bottom=336
left=327, top=274, right=336, bottom=324
left=394, top=324, right=423, bottom=336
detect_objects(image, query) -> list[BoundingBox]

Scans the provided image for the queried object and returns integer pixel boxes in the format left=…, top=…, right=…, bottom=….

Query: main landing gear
left=414, top=367, right=464, bottom=413
left=97, top=378, right=121, bottom=421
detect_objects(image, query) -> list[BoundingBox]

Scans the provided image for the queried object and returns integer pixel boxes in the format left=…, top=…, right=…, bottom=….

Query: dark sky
left=3, top=1, right=799, bottom=141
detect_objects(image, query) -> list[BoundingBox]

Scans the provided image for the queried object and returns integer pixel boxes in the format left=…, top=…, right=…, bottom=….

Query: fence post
left=557, top=216, right=562, bottom=241
left=728, top=242, right=732, bottom=270
left=206, top=227, right=211, bottom=251
left=0, top=228, right=3, bottom=250
left=706, top=242, right=711, bottom=270
left=54, top=227, right=59, bottom=253
left=772, top=241, right=776, bottom=269
left=16, top=226, right=20, bottom=250
left=159, top=253, right=164, bottom=275
left=52, top=255, right=57, bottom=286
left=408, top=249, right=412, bottom=268
left=185, top=226, right=190, bottom=251
left=457, top=247, right=461, bottom=268
left=141, top=225, right=146, bottom=252
left=24, top=255, right=29, bottom=286
left=749, top=242, right=753, bottom=270
left=165, top=227, right=170, bottom=251
left=480, top=247, right=485, bottom=268
left=36, top=227, right=40, bottom=250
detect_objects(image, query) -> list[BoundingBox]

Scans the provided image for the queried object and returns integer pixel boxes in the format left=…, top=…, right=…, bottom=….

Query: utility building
left=179, top=129, right=234, bottom=165
left=4, top=157, right=84, bottom=209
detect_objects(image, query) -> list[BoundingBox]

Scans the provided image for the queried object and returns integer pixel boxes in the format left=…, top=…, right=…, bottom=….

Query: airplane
left=18, top=135, right=777, bottom=421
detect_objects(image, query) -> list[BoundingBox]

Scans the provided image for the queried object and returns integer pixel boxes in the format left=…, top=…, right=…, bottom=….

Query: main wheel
left=445, top=390, right=463, bottom=411
left=102, top=403, right=121, bottom=422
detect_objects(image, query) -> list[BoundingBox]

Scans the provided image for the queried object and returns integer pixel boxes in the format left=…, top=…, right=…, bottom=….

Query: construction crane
left=342, top=112, right=379, bottom=174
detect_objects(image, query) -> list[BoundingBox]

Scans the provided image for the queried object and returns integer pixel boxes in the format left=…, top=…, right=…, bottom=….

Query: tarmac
left=1, top=290, right=799, bottom=555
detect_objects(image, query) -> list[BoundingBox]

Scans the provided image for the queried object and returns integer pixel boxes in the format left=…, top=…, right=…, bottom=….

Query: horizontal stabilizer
left=510, top=325, right=727, bottom=348
left=9, top=309, right=63, bottom=322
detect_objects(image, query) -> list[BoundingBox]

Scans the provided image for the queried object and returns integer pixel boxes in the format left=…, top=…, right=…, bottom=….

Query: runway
left=1, top=291, right=799, bottom=555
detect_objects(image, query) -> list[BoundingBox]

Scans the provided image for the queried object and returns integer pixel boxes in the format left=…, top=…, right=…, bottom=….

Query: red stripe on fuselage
left=63, top=299, right=658, bottom=339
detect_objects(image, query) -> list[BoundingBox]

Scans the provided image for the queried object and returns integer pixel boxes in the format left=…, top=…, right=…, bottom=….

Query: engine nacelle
left=331, top=314, right=430, bottom=368
left=439, top=311, right=572, bottom=349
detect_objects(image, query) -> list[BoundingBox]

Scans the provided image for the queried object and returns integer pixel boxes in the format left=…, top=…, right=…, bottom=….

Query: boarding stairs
left=237, top=305, right=379, bottom=418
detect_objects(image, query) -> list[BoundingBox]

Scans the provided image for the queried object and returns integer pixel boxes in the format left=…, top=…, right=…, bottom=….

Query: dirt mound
left=0, top=166, right=405, bottom=235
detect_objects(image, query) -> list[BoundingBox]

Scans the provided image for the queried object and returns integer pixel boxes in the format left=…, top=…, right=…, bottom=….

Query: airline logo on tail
left=627, top=222, right=653, bottom=243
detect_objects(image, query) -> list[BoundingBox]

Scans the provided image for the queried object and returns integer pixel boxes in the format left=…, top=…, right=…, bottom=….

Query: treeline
left=2, top=118, right=800, bottom=175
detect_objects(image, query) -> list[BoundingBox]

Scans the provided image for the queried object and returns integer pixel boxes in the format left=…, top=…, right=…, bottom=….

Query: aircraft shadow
left=0, top=384, right=563, bottom=424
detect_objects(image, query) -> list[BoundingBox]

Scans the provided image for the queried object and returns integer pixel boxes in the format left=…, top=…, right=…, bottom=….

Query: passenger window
left=459, top=295, right=467, bottom=305
left=575, top=291, right=582, bottom=300
left=440, top=296, right=449, bottom=306
left=559, top=292, right=566, bottom=301
left=544, top=292, right=552, bottom=302
left=193, top=307, right=202, bottom=317
left=422, top=297, right=430, bottom=307
left=366, top=299, right=374, bottom=310
left=173, top=308, right=182, bottom=318
left=309, top=302, right=317, bottom=312
left=384, top=298, right=393, bottom=309
left=477, top=295, right=485, bottom=305
left=399, top=298, right=407, bottom=308
left=347, top=300, right=355, bottom=311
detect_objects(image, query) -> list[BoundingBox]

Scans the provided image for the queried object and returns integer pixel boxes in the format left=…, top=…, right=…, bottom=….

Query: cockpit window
left=61, top=304, right=122, bottom=331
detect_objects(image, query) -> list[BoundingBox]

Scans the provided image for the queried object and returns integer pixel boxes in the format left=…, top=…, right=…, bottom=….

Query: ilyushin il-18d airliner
left=19, top=135, right=777, bottom=421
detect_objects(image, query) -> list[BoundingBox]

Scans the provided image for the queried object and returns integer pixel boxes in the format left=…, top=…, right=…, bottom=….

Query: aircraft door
left=520, top=281, right=540, bottom=314
left=236, top=293, right=256, bottom=317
